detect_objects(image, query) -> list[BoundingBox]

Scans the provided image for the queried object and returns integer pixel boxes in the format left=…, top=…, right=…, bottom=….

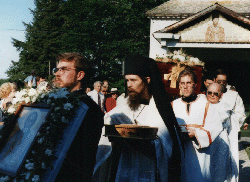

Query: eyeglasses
left=207, top=91, right=220, bottom=97
left=53, top=67, right=78, bottom=74
left=180, top=81, right=194, bottom=87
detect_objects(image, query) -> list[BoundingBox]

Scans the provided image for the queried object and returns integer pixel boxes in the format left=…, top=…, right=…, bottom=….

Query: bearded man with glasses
left=172, top=69, right=232, bottom=181
left=53, top=52, right=104, bottom=182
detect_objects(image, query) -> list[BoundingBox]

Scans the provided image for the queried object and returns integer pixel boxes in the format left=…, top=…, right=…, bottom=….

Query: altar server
left=172, top=69, right=232, bottom=182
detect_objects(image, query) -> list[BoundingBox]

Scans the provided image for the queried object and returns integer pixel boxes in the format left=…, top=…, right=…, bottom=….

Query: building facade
left=146, top=0, right=250, bottom=103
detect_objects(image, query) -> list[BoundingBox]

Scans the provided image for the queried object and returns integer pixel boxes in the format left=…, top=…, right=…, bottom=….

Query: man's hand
left=187, top=127, right=196, bottom=138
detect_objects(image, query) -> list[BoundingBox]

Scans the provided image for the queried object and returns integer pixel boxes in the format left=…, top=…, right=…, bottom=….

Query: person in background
left=0, top=82, right=17, bottom=111
left=0, top=82, right=17, bottom=122
left=24, top=70, right=36, bottom=88
left=214, top=69, right=246, bottom=181
left=36, top=75, right=48, bottom=92
left=85, top=87, right=91, bottom=93
left=203, top=71, right=214, bottom=93
left=101, top=85, right=109, bottom=98
left=105, top=88, right=119, bottom=112
left=172, top=69, right=231, bottom=181
left=87, top=81, right=105, bottom=112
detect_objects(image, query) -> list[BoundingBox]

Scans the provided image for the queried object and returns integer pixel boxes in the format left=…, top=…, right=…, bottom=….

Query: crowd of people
left=0, top=52, right=248, bottom=181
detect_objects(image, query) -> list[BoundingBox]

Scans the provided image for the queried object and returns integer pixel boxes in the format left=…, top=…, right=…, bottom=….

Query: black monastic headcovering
left=124, top=55, right=183, bottom=181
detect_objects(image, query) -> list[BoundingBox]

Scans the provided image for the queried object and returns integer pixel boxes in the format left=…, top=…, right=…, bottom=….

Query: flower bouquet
left=156, top=49, right=204, bottom=89
left=0, top=87, right=82, bottom=181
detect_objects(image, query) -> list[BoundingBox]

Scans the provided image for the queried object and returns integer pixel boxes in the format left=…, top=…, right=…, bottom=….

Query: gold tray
left=104, top=124, right=158, bottom=140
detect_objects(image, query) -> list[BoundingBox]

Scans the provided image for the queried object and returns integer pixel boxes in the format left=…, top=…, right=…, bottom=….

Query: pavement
left=239, top=137, right=250, bottom=182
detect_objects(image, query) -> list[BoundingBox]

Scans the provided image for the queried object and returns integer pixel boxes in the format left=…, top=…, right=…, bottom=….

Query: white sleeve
left=192, top=104, right=223, bottom=149
left=232, top=93, right=246, bottom=130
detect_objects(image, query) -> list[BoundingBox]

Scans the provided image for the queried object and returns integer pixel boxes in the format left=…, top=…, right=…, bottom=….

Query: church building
left=146, top=0, right=250, bottom=103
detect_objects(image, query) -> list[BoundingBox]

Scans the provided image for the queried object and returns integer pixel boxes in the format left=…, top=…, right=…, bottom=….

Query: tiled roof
left=146, top=0, right=250, bottom=18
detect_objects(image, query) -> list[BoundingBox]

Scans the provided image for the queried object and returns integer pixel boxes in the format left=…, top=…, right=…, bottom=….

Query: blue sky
left=0, top=0, right=35, bottom=79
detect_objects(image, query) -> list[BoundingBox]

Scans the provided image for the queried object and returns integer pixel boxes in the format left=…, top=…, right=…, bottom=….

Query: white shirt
left=24, top=75, right=36, bottom=87
left=87, top=89, right=105, bottom=111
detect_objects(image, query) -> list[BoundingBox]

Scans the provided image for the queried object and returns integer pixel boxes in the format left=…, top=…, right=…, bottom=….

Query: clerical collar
left=182, top=94, right=197, bottom=103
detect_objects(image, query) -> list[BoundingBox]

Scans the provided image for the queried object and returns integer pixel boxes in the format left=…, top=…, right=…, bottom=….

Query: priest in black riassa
left=53, top=52, right=104, bottom=181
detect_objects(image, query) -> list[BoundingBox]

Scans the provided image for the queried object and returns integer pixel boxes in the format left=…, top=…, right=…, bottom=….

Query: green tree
left=9, top=0, right=167, bottom=87
left=9, top=0, right=66, bottom=82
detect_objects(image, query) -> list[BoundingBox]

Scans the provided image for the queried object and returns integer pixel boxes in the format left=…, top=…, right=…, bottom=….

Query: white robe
left=93, top=97, right=184, bottom=182
left=172, top=96, right=231, bottom=182
left=220, top=90, right=246, bottom=182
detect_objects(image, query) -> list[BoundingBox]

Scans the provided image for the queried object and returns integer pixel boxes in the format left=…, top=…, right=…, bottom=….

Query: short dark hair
left=215, top=69, right=228, bottom=78
left=204, top=71, right=214, bottom=81
left=57, top=52, right=90, bottom=86
left=57, top=52, right=89, bottom=73
left=178, top=69, right=197, bottom=83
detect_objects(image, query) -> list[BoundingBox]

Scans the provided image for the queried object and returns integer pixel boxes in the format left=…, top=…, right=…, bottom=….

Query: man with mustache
left=93, top=55, right=183, bottom=181
left=53, top=52, right=104, bottom=182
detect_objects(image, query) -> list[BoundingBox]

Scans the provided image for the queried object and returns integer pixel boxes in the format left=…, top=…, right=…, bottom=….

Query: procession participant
left=24, top=70, right=37, bottom=88
left=53, top=52, right=104, bottom=182
left=215, top=69, right=246, bottom=180
left=203, top=71, right=214, bottom=92
left=105, top=88, right=119, bottom=112
left=87, top=81, right=105, bottom=112
left=207, top=83, right=238, bottom=181
left=172, top=69, right=230, bottom=182
left=93, top=55, right=184, bottom=182
left=36, top=74, right=48, bottom=92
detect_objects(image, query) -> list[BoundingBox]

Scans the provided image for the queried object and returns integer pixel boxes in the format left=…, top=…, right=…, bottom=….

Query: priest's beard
left=127, top=84, right=151, bottom=110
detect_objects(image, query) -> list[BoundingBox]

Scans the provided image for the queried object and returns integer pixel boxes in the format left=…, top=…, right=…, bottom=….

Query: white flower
left=62, top=116, right=68, bottom=123
left=54, top=107, right=61, bottom=112
left=7, top=107, right=16, bottom=114
left=45, top=149, right=52, bottom=156
left=64, top=103, right=73, bottom=110
left=41, top=93, right=46, bottom=99
left=173, top=50, right=179, bottom=55
left=173, top=55, right=185, bottom=62
left=25, top=172, right=30, bottom=180
left=0, top=176, right=9, bottom=181
left=47, top=99, right=51, bottom=105
left=42, top=162, right=46, bottom=169
left=37, top=137, right=44, bottom=144
left=32, top=95, right=38, bottom=103
left=12, top=98, right=19, bottom=105
left=25, top=97, right=31, bottom=103
left=25, top=162, right=35, bottom=170
left=32, top=175, right=40, bottom=182
left=190, top=57, right=200, bottom=64
left=28, top=88, right=37, bottom=97
left=15, top=91, right=25, bottom=100
left=48, top=93, right=58, bottom=99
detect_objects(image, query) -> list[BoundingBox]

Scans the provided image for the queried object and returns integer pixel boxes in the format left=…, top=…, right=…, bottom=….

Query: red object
left=106, top=97, right=117, bottom=112
left=156, top=61, right=203, bottom=97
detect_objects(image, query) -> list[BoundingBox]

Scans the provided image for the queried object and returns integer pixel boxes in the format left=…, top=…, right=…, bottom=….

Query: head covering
left=110, top=88, right=118, bottom=94
left=124, top=55, right=183, bottom=181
